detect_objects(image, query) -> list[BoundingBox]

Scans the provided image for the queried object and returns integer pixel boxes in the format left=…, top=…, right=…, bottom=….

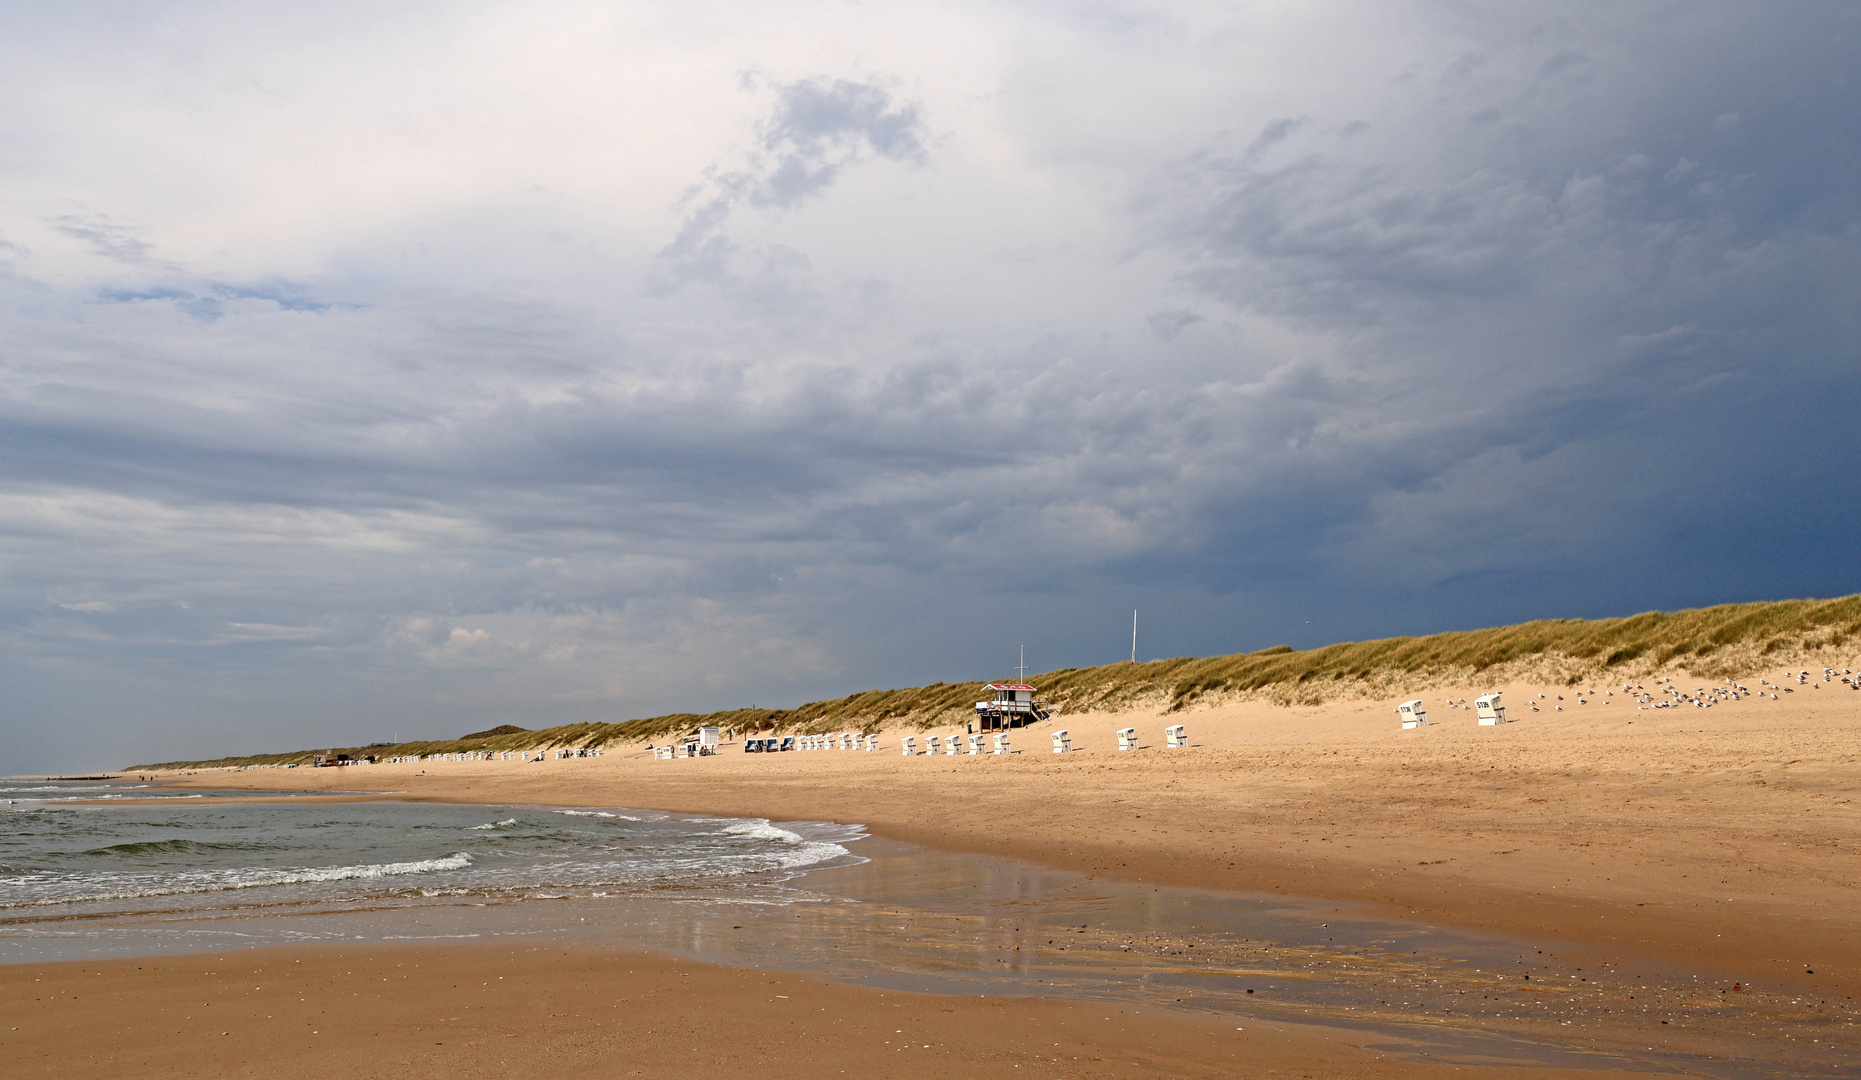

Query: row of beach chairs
left=902, top=725, right=1188, bottom=755
left=655, top=725, right=1193, bottom=760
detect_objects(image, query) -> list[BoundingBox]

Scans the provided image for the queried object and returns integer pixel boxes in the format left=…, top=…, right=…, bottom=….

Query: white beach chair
left=901, top=736, right=916, bottom=756
left=1116, top=727, right=1137, bottom=751
left=1165, top=724, right=1186, bottom=748
left=945, top=734, right=961, bottom=755
left=967, top=733, right=984, bottom=755
left=1051, top=730, right=1071, bottom=753
left=992, top=732, right=1010, bottom=755
left=1395, top=700, right=1427, bottom=729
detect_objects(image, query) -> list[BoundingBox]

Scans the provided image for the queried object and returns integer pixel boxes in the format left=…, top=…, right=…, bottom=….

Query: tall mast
left=1131, top=609, right=1137, bottom=664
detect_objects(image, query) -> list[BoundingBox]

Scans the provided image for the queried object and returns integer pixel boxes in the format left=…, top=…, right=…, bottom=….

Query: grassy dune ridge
left=128, top=594, right=1861, bottom=770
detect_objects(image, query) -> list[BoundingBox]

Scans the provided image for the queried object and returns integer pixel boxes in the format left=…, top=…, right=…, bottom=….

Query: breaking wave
left=721, top=820, right=806, bottom=844
left=0, top=852, right=474, bottom=909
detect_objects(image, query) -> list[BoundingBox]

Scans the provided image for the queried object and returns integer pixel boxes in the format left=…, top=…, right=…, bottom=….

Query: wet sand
left=0, top=942, right=1667, bottom=1080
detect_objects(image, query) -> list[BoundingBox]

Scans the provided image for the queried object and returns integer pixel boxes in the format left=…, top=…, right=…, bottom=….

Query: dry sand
left=83, top=674, right=1861, bottom=1075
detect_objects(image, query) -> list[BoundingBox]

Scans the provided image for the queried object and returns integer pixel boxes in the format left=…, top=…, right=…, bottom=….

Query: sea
left=1, top=778, right=1850, bottom=1079
left=0, top=779, right=860, bottom=960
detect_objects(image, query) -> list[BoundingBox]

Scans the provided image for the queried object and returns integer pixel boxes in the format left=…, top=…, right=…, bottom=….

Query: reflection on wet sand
left=613, top=837, right=1856, bottom=1080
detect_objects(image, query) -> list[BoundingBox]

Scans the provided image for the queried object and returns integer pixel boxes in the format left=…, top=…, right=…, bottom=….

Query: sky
left=3, top=1, right=1858, bottom=773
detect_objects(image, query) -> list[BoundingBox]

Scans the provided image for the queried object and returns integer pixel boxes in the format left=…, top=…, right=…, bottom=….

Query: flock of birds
left=1436, top=667, right=1856, bottom=715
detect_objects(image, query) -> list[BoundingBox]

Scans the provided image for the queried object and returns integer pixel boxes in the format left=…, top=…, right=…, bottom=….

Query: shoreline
left=138, top=686, right=1861, bottom=1005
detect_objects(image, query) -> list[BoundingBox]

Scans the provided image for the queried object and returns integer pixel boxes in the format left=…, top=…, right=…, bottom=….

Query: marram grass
left=128, top=594, right=1861, bottom=770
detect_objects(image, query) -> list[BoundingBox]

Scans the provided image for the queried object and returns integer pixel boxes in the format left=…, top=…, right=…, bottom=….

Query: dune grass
left=128, top=594, right=1861, bottom=771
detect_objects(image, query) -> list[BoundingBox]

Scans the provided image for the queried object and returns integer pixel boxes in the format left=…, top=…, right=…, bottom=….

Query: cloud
left=656, top=75, right=928, bottom=290
left=750, top=77, right=929, bottom=206
left=0, top=1, right=1858, bottom=772
left=1145, top=309, right=1201, bottom=338
left=51, top=212, right=162, bottom=265
left=1129, top=2, right=1861, bottom=607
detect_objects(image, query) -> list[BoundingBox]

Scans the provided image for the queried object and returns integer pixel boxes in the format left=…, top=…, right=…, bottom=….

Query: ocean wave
left=0, top=852, right=474, bottom=909
left=78, top=839, right=275, bottom=858
left=707, top=819, right=860, bottom=876
left=33, top=794, right=204, bottom=802
left=552, top=810, right=643, bottom=821
left=718, top=820, right=805, bottom=844
left=0, top=785, right=150, bottom=794
left=466, top=818, right=520, bottom=830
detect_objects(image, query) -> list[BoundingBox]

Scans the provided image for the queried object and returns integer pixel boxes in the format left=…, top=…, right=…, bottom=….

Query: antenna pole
left=1131, top=609, right=1137, bottom=664
left=1018, top=645, right=1026, bottom=683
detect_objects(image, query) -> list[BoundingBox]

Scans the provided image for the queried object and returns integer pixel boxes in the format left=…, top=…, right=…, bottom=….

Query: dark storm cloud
left=1123, top=4, right=1861, bottom=622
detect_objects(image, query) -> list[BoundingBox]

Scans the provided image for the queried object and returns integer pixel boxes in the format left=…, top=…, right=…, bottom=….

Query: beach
left=48, top=679, right=1861, bottom=1075
left=3, top=943, right=1663, bottom=1080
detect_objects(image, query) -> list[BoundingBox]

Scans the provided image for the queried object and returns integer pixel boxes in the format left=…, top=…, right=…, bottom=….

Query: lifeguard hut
left=974, top=684, right=1051, bottom=731
left=1475, top=693, right=1507, bottom=725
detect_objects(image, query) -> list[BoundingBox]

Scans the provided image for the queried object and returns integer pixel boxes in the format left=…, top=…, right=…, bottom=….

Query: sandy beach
left=3, top=942, right=1668, bottom=1080
left=59, top=678, right=1861, bottom=1075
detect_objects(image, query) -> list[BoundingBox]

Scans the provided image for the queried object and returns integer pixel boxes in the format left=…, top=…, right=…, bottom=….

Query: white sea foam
left=721, top=820, right=806, bottom=844
left=35, top=793, right=204, bottom=802
left=708, top=819, right=862, bottom=875
left=552, top=809, right=643, bottom=821
left=466, top=818, right=519, bottom=830
left=0, top=785, right=150, bottom=793
left=0, top=852, right=474, bottom=909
